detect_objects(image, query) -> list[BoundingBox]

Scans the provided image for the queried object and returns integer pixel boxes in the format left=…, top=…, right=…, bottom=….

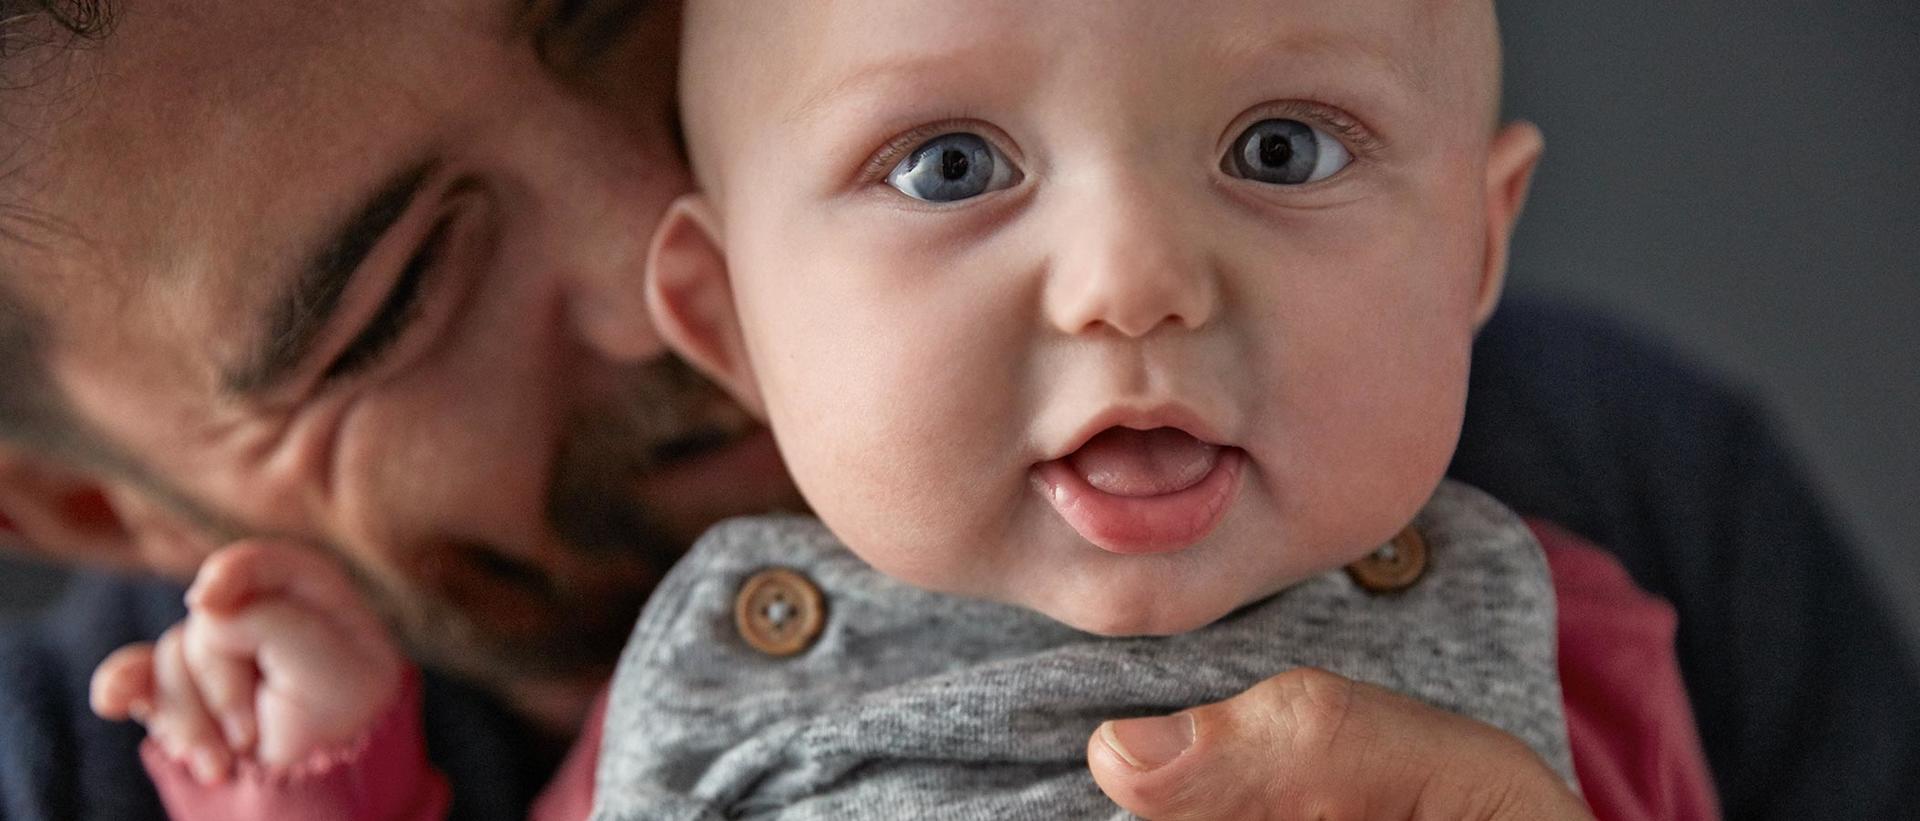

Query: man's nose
left=1042, top=179, right=1219, bottom=339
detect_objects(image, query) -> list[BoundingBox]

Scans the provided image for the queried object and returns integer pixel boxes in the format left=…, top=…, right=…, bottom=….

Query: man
left=0, top=2, right=1912, bottom=819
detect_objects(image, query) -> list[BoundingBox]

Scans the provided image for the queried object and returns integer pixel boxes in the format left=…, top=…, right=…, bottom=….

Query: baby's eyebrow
left=783, top=45, right=1006, bottom=126
left=784, top=30, right=1424, bottom=130
left=1217, top=29, right=1428, bottom=98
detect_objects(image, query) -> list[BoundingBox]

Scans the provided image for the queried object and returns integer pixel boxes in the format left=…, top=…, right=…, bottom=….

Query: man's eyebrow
left=222, top=160, right=439, bottom=396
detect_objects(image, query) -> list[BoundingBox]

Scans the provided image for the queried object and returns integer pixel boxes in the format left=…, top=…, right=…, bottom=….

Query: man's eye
left=323, top=218, right=446, bottom=381
left=886, top=133, right=1020, bottom=203
left=1222, top=119, right=1351, bottom=185
left=525, top=0, right=613, bottom=74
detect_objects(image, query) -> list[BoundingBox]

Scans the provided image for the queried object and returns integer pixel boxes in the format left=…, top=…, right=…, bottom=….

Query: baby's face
left=665, top=0, right=1538, bottom=635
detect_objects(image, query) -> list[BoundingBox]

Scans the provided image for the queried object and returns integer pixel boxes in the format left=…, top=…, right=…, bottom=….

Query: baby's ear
left=646, top=194, right=766, bottom=418
left=1475, top=121, right=1545, bottom=327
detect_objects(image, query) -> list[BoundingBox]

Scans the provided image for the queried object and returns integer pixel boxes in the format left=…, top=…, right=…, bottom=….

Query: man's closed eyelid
left=321, top=218, right=448, bottom=382
left=321, top=186, right=499, bottom=392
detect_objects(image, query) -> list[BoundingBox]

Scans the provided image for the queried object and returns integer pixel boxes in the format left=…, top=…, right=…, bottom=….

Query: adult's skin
left=0, top=1, right=1583, bottom=818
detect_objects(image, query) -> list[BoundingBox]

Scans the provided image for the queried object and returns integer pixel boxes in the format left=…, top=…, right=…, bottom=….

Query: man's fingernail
left=1100, top=713, right=1195, bottom=771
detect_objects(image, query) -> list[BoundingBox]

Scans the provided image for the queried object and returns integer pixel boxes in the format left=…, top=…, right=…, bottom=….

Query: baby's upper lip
left=1044, top=403, right=1229, bottom=462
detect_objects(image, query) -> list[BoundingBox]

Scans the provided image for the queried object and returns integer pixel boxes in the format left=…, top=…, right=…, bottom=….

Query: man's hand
left=89, top=541, right=404, bottom=784
left=1088, top=667, right=1592, bottom=820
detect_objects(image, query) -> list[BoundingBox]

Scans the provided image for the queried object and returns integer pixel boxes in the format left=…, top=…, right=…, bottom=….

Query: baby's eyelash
left=858, top=120, right=997, bottom=182
left=853, top=102, right=1383, bottom=189
left=1261, top=101, right=1385, bottom=157
left=1320, top=112, right=1384, bottom=156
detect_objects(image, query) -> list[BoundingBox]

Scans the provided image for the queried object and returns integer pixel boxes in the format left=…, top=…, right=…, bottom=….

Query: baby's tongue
left=1066, top=427, right=1220, bottom=497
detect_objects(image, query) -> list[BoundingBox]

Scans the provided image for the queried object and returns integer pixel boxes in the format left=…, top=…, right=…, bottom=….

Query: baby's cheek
left=771, top=362, right=1021, bottom=592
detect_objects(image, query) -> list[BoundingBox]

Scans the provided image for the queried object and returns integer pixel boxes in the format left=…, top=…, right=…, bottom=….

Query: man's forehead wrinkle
left=0, top=194, right=90, bottom=258
left=23, top=8, right=356, bottom=274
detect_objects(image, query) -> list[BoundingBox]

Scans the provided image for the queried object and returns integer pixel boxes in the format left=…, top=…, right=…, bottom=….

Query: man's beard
left=546, top=354, right=753, bottom=561
left=383, top=356, right=756, bottom=689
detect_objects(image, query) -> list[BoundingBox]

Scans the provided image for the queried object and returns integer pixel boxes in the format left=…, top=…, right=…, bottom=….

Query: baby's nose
left=1042, top=192, right=1218, bottom=338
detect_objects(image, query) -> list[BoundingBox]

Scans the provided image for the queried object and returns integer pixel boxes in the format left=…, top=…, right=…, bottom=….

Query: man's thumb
left=1089, top=668, right=1593, bottom=821
left=1087, top=703, right=1273, bottom=821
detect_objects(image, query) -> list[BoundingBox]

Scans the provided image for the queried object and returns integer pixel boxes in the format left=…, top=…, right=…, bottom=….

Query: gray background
left=3, top=3, right=1918, bottom=652
left=1497, top=0, right=1919, bottom=648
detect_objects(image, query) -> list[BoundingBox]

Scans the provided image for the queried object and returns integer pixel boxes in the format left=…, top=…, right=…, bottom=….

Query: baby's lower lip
left=1031, top=448, right=1244, bottom=554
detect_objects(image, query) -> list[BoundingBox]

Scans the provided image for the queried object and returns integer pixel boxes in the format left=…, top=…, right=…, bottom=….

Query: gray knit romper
left=592, top=480, right=1572, bottom=820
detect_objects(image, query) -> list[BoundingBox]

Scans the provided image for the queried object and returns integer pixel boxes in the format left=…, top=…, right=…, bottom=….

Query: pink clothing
left=142, top=669, right=450, bottom=821
left=1544, top=521, right=1721, bottom=821
left=145, top=521, right=1718, bottom=820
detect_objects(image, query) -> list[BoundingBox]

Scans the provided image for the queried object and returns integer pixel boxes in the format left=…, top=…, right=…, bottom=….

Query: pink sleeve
left=1529, top=519, right=1722, bottom=821
left=141, top=668, right=451, bottom=821
left=528, top=685, right=607, bottom=821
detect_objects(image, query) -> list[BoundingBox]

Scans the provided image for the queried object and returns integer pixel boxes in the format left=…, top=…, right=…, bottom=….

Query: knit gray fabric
left=592, top=480, right=1571, bottom=820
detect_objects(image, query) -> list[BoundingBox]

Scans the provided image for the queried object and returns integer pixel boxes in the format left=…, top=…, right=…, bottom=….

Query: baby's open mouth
left=1034, top=426, right=1244, bottom=554
left=1068, top=426, right=1222, bottom=497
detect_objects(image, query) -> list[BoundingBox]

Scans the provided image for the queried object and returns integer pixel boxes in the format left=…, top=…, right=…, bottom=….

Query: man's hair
left=2, top=1, right=111, bottom=74
left=1, top=1, right=110, bottom=43
left=0, top=0, right=116, bottom=466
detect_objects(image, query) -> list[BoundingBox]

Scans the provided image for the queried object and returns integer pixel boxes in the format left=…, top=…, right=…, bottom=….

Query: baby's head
left=649, top=0, right=1542, bottom=636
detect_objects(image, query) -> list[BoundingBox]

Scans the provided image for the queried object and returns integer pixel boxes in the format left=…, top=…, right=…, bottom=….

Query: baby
left=100, top=0, right=1654, bottom=818
left=590, top=0, right=1562, bottom=816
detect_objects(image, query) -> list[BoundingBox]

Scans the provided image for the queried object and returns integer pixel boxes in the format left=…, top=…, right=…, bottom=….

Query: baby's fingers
left=189, top=540, right=384, bottom=638
left=90, top=642, right=157, bottom=722
left=150, top=626, right=233, bottom=785
left=182, top=614, right=260, bottom=756
left=194, top=600, right=401, bottom=748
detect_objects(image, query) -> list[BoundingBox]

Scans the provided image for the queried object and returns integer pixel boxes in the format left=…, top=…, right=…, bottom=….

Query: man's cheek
left=332, top=381, right=558, bottom=552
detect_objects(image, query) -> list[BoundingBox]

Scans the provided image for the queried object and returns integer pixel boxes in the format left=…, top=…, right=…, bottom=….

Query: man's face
left=3, top=0, right=796, bottom=690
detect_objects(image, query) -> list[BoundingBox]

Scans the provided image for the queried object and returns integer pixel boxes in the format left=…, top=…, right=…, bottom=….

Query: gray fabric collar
left=594, top=479, right=1571, bottom=820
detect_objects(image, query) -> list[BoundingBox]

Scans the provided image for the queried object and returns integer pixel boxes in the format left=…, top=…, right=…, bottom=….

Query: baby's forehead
left=694, top=1, right=1490, bottom=85
left=681, top=0, right=1497, bottom=173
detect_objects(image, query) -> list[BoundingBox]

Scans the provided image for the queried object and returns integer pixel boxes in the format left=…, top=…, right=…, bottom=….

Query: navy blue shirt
left=4, top=298, right=1915, bottom=820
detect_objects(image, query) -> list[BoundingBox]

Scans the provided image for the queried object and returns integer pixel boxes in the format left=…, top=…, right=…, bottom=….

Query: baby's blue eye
left=886, top=132, right=1019, bottom=203
left=1223, top=119, right=1351, bottom=185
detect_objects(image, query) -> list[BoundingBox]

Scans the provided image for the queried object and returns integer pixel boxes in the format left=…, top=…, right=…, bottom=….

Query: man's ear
left=646, top=193, right=766, bottom=418
left=1474, top=121, right=1545, bottom=327
left=0, top=444, right=215, bottom=579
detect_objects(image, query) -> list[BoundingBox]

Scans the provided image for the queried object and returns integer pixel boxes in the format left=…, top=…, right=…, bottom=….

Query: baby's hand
left=90, top=540, right=404, bottom=784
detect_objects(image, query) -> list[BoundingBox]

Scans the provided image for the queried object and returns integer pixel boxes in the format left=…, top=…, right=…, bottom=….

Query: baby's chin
left=1027, top=589, right=1256, bottom=638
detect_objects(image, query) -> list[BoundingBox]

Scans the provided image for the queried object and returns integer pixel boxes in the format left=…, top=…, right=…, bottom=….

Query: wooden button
left=1345, top=526, right=1428, bottom=594
left=734, top=568, right=826, bottom=656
